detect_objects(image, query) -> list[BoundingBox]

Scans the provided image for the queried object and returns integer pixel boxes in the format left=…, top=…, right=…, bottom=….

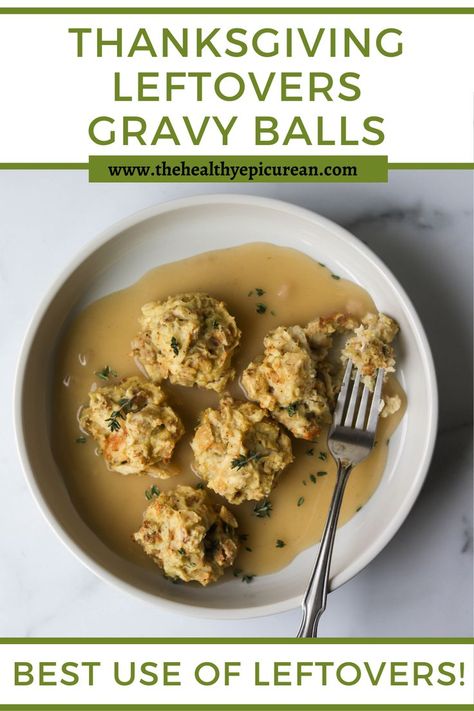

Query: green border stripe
left=0, top=706, right=473, bottom=711
left=1, top=636, right=473, bottom=643
left=0, top=163, right=87, bottom=169
left=389, top=162, right=474, bottom=169
left=0, top=163, right=473, bottom=171
left=0, top=707, right=473, bottom=711
left=0, top=6, right=474, bottom=13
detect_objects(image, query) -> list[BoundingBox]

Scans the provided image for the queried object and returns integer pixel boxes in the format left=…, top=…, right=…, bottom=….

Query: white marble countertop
left=0, top=172, right=472, bottom=637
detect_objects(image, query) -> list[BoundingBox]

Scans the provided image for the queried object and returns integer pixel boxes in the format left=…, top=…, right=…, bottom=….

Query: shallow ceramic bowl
left=14, top=194, right=437, bottom=619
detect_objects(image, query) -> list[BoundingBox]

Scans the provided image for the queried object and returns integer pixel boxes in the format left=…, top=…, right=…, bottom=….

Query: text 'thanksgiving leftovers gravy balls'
left=133, top=485, right=239, bottom=585
left=131, top=292, right=241, bottom=392
left=191, top=396, right=293, bottom=504
left=78, top=376, right=184, bottom=477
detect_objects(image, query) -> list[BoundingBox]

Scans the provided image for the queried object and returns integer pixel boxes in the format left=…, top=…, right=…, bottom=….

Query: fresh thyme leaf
left=95, top=365, right=117, bottom=381
left=318, top=262, right=326, bottom=267
left=145, top=484, right=161, bottom=500
left=195, top=482, right=205, bottom=490
left=242, top=574, right=255, bottom=583
left=302, top=480, right=307, bottom=486
left=318, top=451, right=328, bottom=461
left=239, top=533, right=249, bottom=541
left=245, top=546, right=252, bottom=552
left=75, top=436, right=87, bottom=444
left=306, top=448, right=314, bottom=456
left=212, top=320, right=220, bottom=329
left=270, top=310, right=276, bottom=316
left=253, top=499, right=272, bottom=518
left=231, top=451, right=264, bottom=470
left=276, top=539, right=286, bottom=548
left=309, top=474, right=317, bottom=484
left=297, top=496, right=305, bottom=507
left=105, top=415, right=121, bottom=432
left=256, top=303, right=267, bottom=315
left=247, top=290, right=254, bottom=297
left=106, top=395, right=146, bottom=432
left=178, top=548, right=185, bottom=555
left=255, top=288, right=265, bottom=296
left=317, top=471, right=328, bottom=477
left=331, top=274, right=341, bottom=280
left=286, top=402, right=299, bottom=417
left=356, top=505, right=362, bottom=512
left=233, top=568, right=242, bottom=578
left=170, top=336, right=180, bottom=356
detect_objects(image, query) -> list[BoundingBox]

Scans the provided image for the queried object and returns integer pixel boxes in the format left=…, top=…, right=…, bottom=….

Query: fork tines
left=333, top=359, right=384, bottom=434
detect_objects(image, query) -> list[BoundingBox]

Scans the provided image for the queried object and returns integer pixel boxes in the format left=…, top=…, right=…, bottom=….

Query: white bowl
left=14, top=194, right=437, bottom=619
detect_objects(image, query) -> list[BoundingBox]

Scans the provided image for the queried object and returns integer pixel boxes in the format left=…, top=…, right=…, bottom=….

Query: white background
left=0, top=9, right=473, bottom=161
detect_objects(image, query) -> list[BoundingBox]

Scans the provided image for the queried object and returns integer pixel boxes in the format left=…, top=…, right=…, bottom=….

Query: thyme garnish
left=145, top=484, right=161, bottom=500
left=242, top=574, right=255, bottom=583
left=276, top=539, right=286, bottom=548
left=310, top=474, right=317, bottom=484
left=95, top=365, right=117, bottom=381
left=256, top=303, right=267, bottom=314
left=297, top=496, right=305, bottom=507
left=286, top=402, right=299, bottom=417
left=231, top=450, right=264, bottom=470
left=306, top=448, right=314, bottom=456
left=106, top=395, right=145, bottom=432
left=170, top=336, right=180, bottom=356
left=317, top=471, right=328, bottom=477
left=318, top=451, right=328, bottom=461
left=75, top=436, right=87, bottom=444
left=253, top=499, right=272, bottom=518
left=255, top=288, right=265, bottom=296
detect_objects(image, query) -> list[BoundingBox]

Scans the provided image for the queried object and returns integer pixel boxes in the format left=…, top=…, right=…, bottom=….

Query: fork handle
left=297, top=460, right=353, bottom=638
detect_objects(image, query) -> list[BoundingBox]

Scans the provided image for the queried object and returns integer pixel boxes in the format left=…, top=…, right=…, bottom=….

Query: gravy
left=52, top=243, right=406, bottom=578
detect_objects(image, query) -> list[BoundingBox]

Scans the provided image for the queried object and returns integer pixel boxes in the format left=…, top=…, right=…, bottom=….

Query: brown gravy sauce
left=52, top=243, right=406, bottom=578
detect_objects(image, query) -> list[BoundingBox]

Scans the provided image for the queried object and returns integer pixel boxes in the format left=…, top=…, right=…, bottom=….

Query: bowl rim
left=13, top=193, right=438, bottom=620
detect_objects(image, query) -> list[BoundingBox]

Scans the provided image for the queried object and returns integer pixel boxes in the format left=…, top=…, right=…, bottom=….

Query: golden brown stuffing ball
left=133, top=485, right=239, bottom=585
left=191, top=396, right=293, bottom=504
left=131, top=292, right=241, bottom=392
left=79, top=376, right=184, bottom=476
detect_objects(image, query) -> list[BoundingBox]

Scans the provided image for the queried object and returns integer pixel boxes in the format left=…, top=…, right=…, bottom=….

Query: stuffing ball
left=341, top=312, right=400, bottom=418
left=79, top=376, right=184, bottom=476
left=191, top=396, right=293, bottom=504
left=131, top=292, right=241, bottom=392
left=133, top=485, right=239, bottom=585
left=240, top=323, right=339, bottom=440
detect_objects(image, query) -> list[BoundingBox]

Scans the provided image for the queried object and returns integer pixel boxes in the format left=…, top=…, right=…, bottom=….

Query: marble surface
left=0, top=172, right=472, bottom=637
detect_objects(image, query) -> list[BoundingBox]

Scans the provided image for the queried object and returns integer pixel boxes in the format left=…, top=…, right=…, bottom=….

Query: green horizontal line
left=389, top=162, right=474, bottom=169
left=0, top=163, right=472, bottom=172
left=1, top=637, right=473, bottom=643
left=0, top=706, right=473, bottom=711
left=0, top=163, right=87, bottom=170
left=0, top=7, right=473, bottom=13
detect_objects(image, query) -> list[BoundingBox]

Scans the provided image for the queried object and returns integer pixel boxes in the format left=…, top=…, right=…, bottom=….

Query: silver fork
left=297, top=359, right=384, bottom=638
